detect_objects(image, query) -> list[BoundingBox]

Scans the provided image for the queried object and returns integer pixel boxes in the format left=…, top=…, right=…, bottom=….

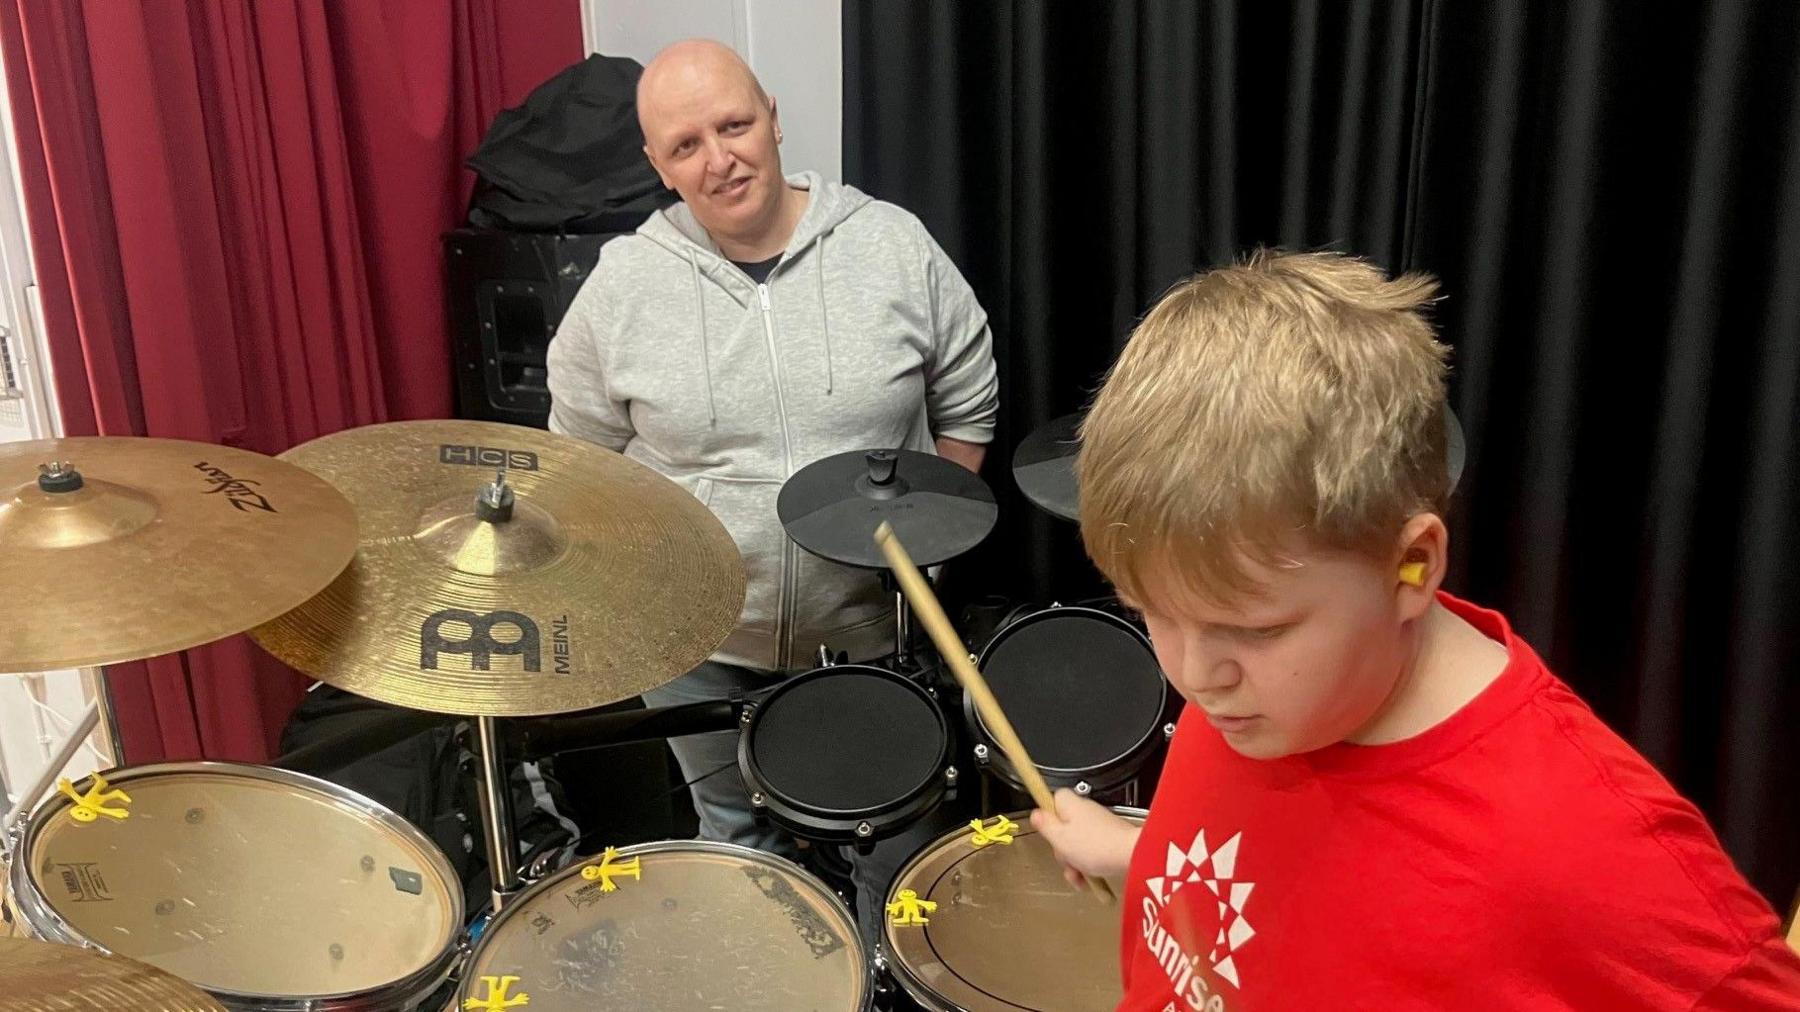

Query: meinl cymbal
left=249, top=420, right=746, bottom=717
left=0, top=437, right=358, bottom=673
left=0, top=936, right=228, bottom=1011
left=777, top=448, right=997, bottom=569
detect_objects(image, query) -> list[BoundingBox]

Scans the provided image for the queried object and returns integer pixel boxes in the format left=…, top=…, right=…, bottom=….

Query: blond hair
left=1078, top=248, right=1449, bottom=605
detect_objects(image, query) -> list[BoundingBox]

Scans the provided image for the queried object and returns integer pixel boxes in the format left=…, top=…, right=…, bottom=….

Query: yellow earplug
left=1398, top=561, right=1427, bottom=587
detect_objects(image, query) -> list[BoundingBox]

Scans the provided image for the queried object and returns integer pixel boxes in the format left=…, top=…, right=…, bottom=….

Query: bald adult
left=546, top=38, right=999, bottom=942
left=636, top=40, right=806, bottom=263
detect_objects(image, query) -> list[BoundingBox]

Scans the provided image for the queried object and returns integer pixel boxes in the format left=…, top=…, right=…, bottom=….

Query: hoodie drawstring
left=817, top=231, right=834, bottom=395
left=687, top=248, right=718, bottom=426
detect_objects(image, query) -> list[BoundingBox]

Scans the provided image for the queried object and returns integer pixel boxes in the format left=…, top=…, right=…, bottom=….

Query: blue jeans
left=640, top=660, right=794, bottom=856
left=642, top=659, right=961, bottom=945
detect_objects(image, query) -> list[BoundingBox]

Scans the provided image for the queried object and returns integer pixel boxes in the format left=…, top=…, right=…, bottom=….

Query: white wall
left=581, top=0, right=843, bottom=182
left=0, top=46, right=109, bottom=810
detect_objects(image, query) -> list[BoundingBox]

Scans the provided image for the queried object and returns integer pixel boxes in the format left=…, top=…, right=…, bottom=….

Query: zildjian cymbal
left=0, top=437, right=358, bottom=673
left=249, top=420, right=747, bottom=716
left=0, top=936, right=228, bottom=1011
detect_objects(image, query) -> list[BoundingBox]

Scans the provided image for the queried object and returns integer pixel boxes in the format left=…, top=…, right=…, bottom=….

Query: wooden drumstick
left=873, top=521, right=1115, bottom=904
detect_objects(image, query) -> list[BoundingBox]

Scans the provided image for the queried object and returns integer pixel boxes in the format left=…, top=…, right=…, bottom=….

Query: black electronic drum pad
left=981, top=611, right=1166, bottom=772
left=750, top=668, right=946, bottom=813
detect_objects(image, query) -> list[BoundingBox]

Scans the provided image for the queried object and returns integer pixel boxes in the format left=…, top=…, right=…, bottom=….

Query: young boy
left=1032, top=250, right=1800, bottom=1010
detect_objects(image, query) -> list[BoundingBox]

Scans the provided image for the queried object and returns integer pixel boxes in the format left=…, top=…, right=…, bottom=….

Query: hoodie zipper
left=757, top=282, right=797, bottom=671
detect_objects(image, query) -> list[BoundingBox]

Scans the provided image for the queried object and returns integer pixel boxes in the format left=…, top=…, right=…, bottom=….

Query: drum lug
left=1, top=815, right=24, bottom=855
left=972, top=743, right=990, bottom=766
left=739, top=704, right=755, bottom=726
left=943, top=765, right=959, bottom=786
left=525, top=849, right=560, bottom=882
left=854, top=821, right=874, bottom=839
left=1073, top=781, right=1093, bottom=797
left=750, top=791, right=766, bottom=808
left=1164, top=722, right=1177, bottom=741
left=872, top=946, right=894, bottom=1006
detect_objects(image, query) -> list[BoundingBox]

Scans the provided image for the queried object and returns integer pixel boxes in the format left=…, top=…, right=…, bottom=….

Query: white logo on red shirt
left=1140, top=828, right=1255, bottom=1009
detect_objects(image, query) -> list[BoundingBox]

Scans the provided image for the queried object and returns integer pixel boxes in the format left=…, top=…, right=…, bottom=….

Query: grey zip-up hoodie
left=547, top=172, right=999, bottom=672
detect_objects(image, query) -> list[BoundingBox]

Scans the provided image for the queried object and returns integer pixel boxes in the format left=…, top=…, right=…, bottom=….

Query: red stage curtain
left=0, top=0, right=580, bottom=761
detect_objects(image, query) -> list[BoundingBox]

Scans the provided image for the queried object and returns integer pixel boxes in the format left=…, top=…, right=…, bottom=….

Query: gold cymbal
left=0, top=437, right=358, bottom=673
left=0, top=936, right=227, bottom=1011
left=249, top=420, right=746, bottom=716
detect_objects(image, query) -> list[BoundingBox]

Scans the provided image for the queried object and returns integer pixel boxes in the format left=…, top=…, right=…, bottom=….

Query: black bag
left=277, top=685, right=579, bottom=917
left=466, top=53, right=676, bottom=232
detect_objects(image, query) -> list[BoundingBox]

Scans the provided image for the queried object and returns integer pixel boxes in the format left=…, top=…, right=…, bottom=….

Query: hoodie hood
left=633, top=171, right=871, bottom=423
left=635, top=170, right=873, bottom=275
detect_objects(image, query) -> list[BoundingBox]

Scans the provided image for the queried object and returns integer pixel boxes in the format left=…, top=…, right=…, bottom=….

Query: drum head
left=19, top=764, right=459, bottom=1001
left=884, top=811, right=1141, bottom=1011
left=464, top=841, right=867, bottom=1010
left=749, top=666, right=946, bottom=815
left=979, top=609, right=1166, bottom=773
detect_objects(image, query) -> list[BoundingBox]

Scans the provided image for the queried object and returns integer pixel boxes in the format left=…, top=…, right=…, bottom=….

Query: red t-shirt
left=1120, top=594, right=1800, bottom=1011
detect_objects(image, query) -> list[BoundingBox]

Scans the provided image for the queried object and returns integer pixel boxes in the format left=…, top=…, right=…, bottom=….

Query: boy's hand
left=1030, top=788, right=1141, bottom=885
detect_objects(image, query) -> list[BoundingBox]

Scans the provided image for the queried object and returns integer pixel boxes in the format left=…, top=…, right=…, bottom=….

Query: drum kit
left=757, top=444, right=1179, bottom=845
left=0, top=403, right=1472, bottom=1009
left=0, top=418, right=1166, bottom=1011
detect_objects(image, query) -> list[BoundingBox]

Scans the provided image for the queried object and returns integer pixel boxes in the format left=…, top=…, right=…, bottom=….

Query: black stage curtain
left=845, top=1, right=1800, bottom=905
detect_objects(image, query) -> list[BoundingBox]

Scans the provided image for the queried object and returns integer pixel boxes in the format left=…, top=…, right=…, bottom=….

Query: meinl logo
left=419, top=608, right=541, bottom=672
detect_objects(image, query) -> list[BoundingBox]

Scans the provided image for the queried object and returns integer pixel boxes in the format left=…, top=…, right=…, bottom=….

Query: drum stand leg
left=0, top=699, right=100, bottom=856
left=473, top=715, right=521, bottom=914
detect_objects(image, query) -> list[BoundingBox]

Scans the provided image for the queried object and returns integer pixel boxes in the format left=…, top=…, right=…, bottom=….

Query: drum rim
left=970, top=606, right=1174, bottom=783
left=880, top=807, right=1146, bottom=1012
left=9, top=760, right=465, bottom=1010
left=740, top=664, right=951, bottom=825
left=461, top=837, right=873, bottom=1009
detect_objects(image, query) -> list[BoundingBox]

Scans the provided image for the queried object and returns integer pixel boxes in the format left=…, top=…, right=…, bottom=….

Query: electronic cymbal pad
left=249, top=420, right=746, bottom=716
left=1011, top=412, right=1081, bottom=523
left=777, top=448, right=997, bottom=569
left=1011, top=406, right=1469, bottom=523
left=1446, top=405, right=1467, bottom=494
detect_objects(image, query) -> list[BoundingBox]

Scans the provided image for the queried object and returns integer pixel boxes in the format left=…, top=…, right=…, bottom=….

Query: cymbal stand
left=87, top=668, right=124, bottom=767
left=472, top=714, right=521, bottom=915
left=880, top=570, right=914, bottom=670
left=0, top=697, right=99, bottom=857
left=468, top=470, right=524, bottom=914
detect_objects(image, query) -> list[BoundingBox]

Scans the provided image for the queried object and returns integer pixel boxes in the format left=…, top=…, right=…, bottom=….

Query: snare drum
left=971, top=606, right=1177, bottom=797
left=9, top=762, right=462, bottom=1011
left=458, top=839, right=871, bottom=1010
left=740, top=664, right=955, bottom=846
left=882, top=809, right=1146, bottom=1011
